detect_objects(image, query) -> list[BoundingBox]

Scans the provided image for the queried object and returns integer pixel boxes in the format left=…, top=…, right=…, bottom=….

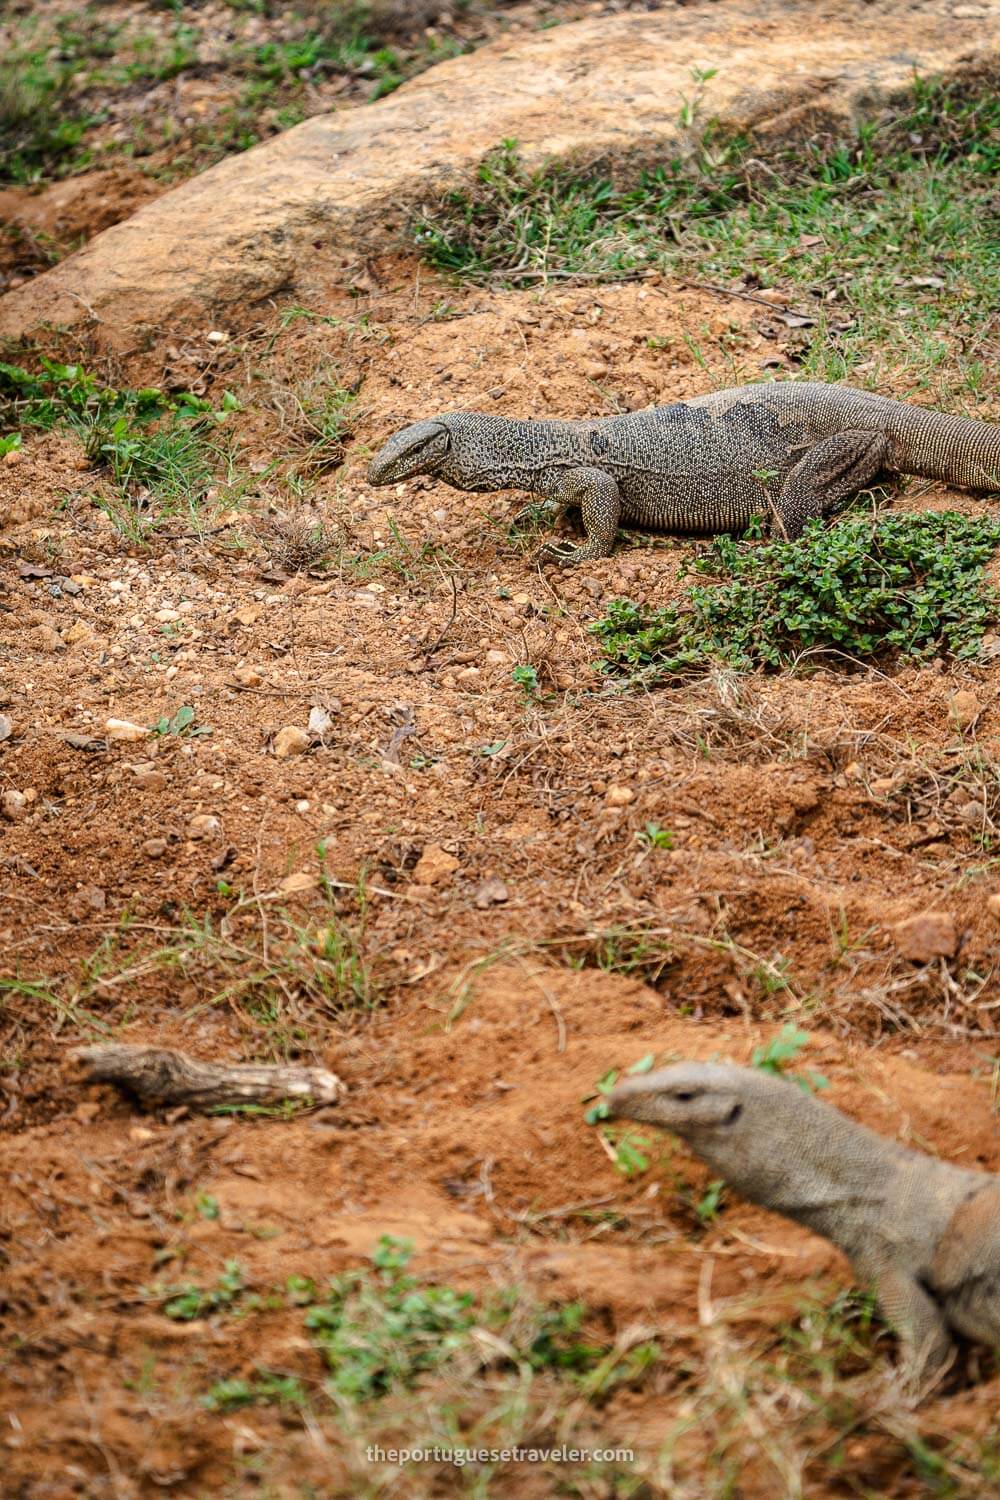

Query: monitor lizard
left=607, top=1061, right=1000, bottom=1383
left=367, top=382, right=1000, bottom=564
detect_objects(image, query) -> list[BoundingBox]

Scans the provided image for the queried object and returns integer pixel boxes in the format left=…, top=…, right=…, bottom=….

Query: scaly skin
left=608, top=1062, right=1000, bottom=1385
left=367, top=383, right=1000, bottom=564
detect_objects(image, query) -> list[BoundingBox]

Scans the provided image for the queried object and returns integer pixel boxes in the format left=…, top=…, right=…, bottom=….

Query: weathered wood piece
left=73, top=1044, right=343, bottom=1109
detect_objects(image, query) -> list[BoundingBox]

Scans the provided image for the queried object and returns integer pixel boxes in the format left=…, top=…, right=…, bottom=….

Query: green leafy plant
left=602, top=1127, right=652, bottom=1178
left=304, top=1236, right=655, bottom=1405
left=150, top=705, right=208, bottom=737
left=695, top=1179, right=726, bottom=1224
left=305, top=1235, right=476, bottom=1401
left=593, top=513, right=1000, bottom=682
left=202, top=1371, right=307, bottom=1411
left=151, top=1259, right=248, bottom=1321
left=583, top=1057, right=656, bottom=1174
left=752, top=1024, right=829, bottom=1094
left=636, top=821, right=674, bottom=849
left=511, top=663, right=540, bottom=698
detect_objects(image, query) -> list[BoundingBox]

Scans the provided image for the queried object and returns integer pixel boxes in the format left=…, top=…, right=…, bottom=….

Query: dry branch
left=72, top=1044, right=343, bottom=1110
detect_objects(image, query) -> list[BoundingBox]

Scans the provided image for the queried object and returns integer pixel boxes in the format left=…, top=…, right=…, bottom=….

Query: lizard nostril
left=723, top=1102, right=743, bottom=1125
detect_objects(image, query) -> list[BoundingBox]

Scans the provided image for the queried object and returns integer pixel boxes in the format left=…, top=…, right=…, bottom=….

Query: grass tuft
left=413, top=77, right=999, bottom=401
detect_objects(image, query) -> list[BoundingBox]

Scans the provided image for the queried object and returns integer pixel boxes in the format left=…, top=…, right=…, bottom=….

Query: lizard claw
left=536, top=540, right=584, bottom=567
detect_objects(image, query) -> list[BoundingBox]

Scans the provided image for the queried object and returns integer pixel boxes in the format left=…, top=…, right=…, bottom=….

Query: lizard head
left=367, top=419, right=451, bottom=485
left=607, top=1062, right=753, bottom=1136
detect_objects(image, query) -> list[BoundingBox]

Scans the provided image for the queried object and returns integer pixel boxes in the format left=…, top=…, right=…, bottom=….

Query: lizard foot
left=536, top=540, right=601, bottom=567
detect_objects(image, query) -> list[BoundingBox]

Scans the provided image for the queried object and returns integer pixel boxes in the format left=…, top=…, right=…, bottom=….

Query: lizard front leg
left=536, top=466, right=621, bottom=566
left=863, top=1254, right=955, bottom=1387
left=775, top=430, right=889, bottom=540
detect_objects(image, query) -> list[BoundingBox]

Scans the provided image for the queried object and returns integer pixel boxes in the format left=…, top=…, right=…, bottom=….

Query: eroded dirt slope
left=1, top=258, right=998, bottom=1495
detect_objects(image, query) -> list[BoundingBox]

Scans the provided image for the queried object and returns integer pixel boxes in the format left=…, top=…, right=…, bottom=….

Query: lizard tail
left=880, top=399, right=1000, bottom=491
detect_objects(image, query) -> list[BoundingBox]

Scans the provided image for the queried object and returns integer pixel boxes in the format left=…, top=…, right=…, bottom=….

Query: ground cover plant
left=592, top=512, right=1000, bottom=681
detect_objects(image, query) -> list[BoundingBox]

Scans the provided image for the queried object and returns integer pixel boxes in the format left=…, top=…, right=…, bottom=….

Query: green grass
left=413, top=77, right=999, bottom=401
left=0, top=358, right=243, bottom=538
left=0, top=3, right=470, bottom=186
left=0, top=13, right=117, bottom=181
left=305, top=1235, right=657, bottom=1403
left=593, top=512, right=1000, bottom=682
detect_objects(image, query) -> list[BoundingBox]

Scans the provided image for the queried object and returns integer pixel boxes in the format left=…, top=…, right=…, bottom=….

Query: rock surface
left=1, top=0, right=995, bottom=344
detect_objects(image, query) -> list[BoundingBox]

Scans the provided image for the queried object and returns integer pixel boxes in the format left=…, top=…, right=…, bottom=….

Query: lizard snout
left=367, top=419, right=450, bottom=485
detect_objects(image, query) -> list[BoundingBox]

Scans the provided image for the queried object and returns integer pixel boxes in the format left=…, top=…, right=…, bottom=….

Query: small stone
left=188, top=814, right=221, bottom=838
left=129, top=1126, right=156, bottom=1143
left=606, top=784, right=635, bottom=806
left=307, top=705, right=334, bottom=737
left=274, top=725, right=310, bottom=758
left=949, top=690, right=981, bottom=728
left=986, top=892, right=1000, bottom=918
left=955, top=800, right=985, bottom=825
left=155, top=608, right=181, bottom=623
left=485, top=650, right=507, bottom=665
left=3, top=447, right=22, bottom=466
left=233, top=665, right=263, bottom=687
left=106, top=718, right=150, bottom=742
left=143, top=838, right=168, bottom=856
left=132, top=767, right=167, bottom=792
left=1, top=789, right=27, bottom=821
left=75, top=1102, right=100, bottom=1123
left=456, top=666, right=481, bottom=683
left=892, top=911, right=957, bottom=964
left=0, top=714, right=12, bottom=742
left=206, top=329, right=228, bottom=343
left=279, top=871, right=318, bottom=894
left=412, top=843, right=460, bottom=886
left=62, top=622, right=93, bottom=645
left=33, top=624, right=63, bottom=653
left=475, top=877, right=509, bottom=908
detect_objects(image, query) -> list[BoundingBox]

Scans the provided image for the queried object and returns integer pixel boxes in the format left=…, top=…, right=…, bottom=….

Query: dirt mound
left=1, top=0, right=997, bottom=345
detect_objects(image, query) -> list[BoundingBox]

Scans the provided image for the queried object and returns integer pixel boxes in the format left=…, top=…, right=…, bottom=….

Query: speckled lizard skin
left=368, top=382, right=1000, bottom=563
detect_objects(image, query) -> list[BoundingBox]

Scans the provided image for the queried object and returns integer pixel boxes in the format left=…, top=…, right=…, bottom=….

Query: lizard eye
left=673, top=1090, right=696, bottom=1102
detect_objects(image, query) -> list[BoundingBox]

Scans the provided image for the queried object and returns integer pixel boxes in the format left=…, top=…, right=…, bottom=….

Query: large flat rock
left=1, top=0, right=996, bottom=345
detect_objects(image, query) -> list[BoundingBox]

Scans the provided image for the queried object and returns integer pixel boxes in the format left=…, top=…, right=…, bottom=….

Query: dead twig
left=72, top=1044, right=343, bottom=1110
